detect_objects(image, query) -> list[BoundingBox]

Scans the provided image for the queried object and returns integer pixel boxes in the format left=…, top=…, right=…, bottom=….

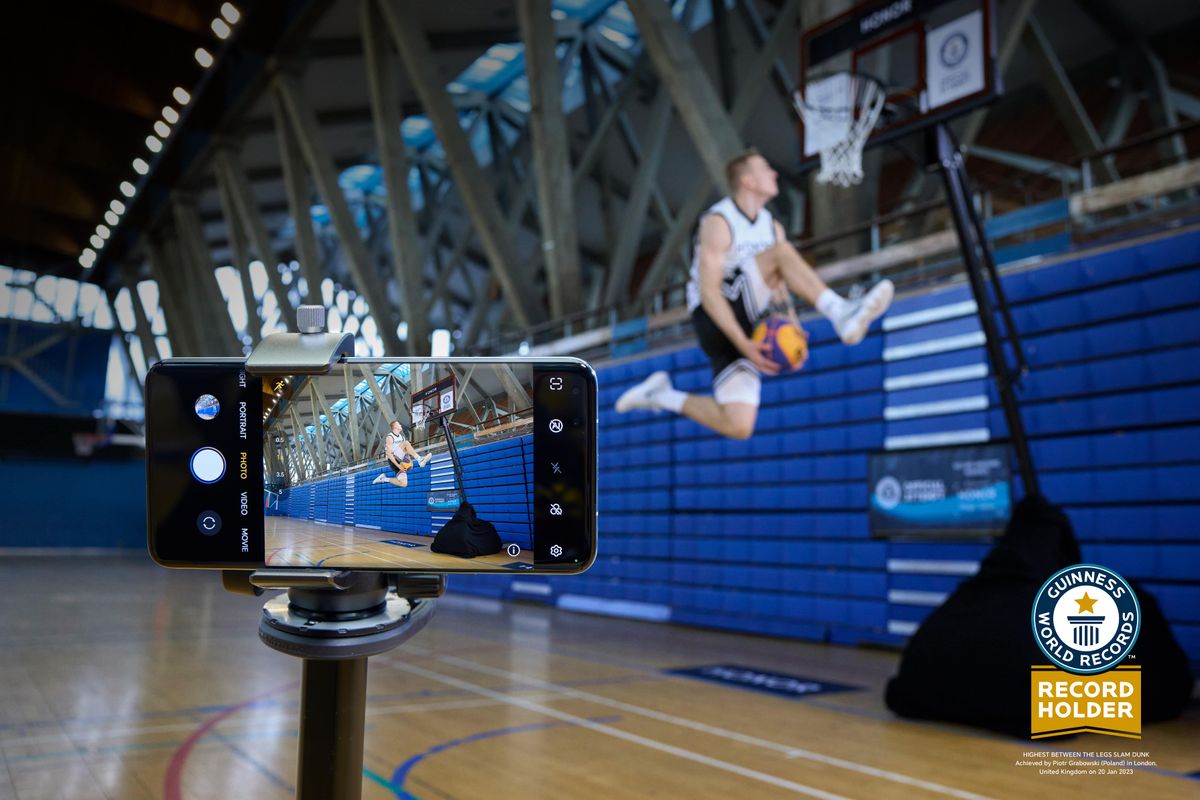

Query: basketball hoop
left=793, top=72, right=886, bottom=188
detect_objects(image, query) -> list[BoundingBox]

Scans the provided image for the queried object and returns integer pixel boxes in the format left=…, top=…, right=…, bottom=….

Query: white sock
left=656, top=387, right=687, bottom=413
left=816, top=288, right=848, bottom=321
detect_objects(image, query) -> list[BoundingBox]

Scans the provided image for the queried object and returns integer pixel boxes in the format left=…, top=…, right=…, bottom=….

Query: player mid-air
left=372, top=420, right=432, bottom=488
left=616, top=149, right=894, bottom=439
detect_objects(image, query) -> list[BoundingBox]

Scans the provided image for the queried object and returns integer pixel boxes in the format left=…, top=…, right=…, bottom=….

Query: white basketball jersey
left=685, top=197, right=776, bottom=322
left=388, top=434, right=405, bottom=460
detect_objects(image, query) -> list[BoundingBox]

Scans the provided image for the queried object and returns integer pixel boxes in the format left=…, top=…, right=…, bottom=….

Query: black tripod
left=224, top=305, right=446, bottom=800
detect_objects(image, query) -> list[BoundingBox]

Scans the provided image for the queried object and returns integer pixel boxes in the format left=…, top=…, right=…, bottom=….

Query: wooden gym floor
left=265, top=518, right=534, bottom=569
left=0, top=556, right=1196, bottom=800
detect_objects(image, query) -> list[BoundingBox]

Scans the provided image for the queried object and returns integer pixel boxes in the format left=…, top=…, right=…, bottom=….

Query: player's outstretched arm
left=697, top=215, right=779, bottom=375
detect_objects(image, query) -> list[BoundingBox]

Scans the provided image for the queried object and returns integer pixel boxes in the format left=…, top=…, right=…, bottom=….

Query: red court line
left=164, top=683, right=295, bottom=800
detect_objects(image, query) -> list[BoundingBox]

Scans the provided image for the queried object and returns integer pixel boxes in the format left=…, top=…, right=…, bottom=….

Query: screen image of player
left=260, top=361, right=588, bottom=571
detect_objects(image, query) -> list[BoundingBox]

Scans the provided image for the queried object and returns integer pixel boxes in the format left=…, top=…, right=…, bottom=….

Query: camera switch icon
left=197, top=511, right=222, bottom=536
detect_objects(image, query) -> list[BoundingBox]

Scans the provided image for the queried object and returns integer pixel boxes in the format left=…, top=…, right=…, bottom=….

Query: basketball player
left=372, top=420, right=431, bottom=488
left=616, top=149, right=894, bottom=439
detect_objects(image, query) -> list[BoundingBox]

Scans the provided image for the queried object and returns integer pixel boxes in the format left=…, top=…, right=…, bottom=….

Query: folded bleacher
left=450, top=226, right=1200, bottom=669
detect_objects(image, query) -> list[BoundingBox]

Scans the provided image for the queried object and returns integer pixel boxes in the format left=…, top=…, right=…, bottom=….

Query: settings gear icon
left=550, top=544, right=563, bottom=557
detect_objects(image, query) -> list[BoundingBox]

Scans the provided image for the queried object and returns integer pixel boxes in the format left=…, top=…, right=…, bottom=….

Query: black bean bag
left=884, top=494, right=1194, bottom=736
left=430, top=501, right=501, bottom=558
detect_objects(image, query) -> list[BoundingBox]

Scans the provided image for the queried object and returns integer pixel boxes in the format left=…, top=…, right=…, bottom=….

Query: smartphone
left=146, top=357, right=596, bottom=573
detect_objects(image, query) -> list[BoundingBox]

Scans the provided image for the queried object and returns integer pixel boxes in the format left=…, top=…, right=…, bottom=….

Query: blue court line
left=383, top=715, right=621, bottom=799
left=365, top=767, right=419, bottom=800
left=316, top=552, right=358, bottom=566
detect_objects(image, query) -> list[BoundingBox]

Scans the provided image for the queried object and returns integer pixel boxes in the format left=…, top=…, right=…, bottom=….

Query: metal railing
left=1077, top=118, right=1200, bottom=191
left=470, top=121, right=1200, bottom=360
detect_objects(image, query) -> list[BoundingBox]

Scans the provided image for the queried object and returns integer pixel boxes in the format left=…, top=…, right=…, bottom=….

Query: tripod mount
left=223, top=305, right=444, bottom=800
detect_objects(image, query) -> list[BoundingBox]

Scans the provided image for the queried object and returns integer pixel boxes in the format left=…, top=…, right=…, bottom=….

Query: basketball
left=752, top=317, right=808, bottom=371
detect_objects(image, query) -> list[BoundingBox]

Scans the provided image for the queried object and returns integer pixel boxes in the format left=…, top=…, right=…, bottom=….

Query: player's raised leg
left=615, top=369, right=759, bottom=440
left=763, top=221, right=894, bottom=346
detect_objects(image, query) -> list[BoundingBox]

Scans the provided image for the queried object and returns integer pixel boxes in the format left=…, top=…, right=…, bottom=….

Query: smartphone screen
left=146, top=358, right=595, bottom=572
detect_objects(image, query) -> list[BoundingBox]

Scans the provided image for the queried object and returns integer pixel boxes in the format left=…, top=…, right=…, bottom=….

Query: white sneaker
left=834, top=279, right=894, bottom=345
left=372, top=473, right=388, bottom=484
left=615, top=370, right=671, bottom=413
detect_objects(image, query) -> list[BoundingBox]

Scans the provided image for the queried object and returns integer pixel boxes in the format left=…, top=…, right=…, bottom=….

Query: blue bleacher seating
left=453, top=228, right=1200, bottom=666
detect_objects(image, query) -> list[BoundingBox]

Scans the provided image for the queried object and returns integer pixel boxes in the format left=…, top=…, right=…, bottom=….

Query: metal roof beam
left=272, top=71, right=405, bottom=354
left=363, top=0, right=430, bottom=355
left=626, top=0, right=742, bottom=190
left=381, top=0, right=543, bottom=328
left=518, top=0, right=583, bottom=318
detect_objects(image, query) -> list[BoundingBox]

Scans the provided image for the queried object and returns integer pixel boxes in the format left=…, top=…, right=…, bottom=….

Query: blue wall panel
left=0, top=458, right=145, bottom=548
left=0, top=322, right=111, bottom=416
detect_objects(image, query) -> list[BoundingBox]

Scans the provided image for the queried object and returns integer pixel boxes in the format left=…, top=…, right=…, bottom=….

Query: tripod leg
left=297, top=657, right=368, bottom=800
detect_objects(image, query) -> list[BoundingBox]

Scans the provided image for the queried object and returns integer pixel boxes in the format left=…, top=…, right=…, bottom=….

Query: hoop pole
left=297, top=658, right=368, bottom=800
left=439, top=414, right=469, bottom=503
left=931, top=123, right=1039, bottom=495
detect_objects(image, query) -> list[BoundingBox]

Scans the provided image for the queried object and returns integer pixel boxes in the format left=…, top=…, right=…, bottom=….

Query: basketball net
left=793, top=72, right=886, bottom=188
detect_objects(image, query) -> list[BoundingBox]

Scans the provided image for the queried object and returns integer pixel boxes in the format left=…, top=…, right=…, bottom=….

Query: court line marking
left=1, top=675, right=665, bottom=750
left=164, top=685, right=293, bottom=800
left=435, top=654, right=993, bottom=800
left=394, top=662, right=851, bottom=800
left=400, top=625, right=1200, bottom=786
left=388, top=715, right=622, bottom=799
left=0, top=698, right=544, bottom=749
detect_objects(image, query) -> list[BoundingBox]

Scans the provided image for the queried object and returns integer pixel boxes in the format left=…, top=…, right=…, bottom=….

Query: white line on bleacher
left=884, top=428, right=990, bottom=450
left=887, top=589, right=950, bottom=606
left=511, top=581, right=553, bottom=596
left=883, top=363, right=988, bottom=391
left=886, top=559, right=981, bottom=576
left=882, top=300, right=978, bottom=332
left=883, top=331, right=986, bottom=361
left=886, top=620, right=920, bottom=636
left=883, top=395, right=989, bottom=420
left=556, top=594, right=672, bottom=622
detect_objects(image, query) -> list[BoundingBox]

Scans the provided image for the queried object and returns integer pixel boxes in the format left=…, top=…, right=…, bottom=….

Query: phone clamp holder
left=225, top=305, right=444, bottom=800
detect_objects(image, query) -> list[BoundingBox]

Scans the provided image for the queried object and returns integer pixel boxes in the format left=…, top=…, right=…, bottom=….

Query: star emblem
left=1074, top=592, right=1098, bottom=614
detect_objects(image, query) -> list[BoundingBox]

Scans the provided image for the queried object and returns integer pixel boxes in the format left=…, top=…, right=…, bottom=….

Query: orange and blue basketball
left=752, top=317, right=808, bottom=372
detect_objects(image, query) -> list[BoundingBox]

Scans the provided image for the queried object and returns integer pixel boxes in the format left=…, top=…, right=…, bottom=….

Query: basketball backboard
left=411, top=374, right=457, bottom=429
left=799, top=0, right=999, bottom=162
